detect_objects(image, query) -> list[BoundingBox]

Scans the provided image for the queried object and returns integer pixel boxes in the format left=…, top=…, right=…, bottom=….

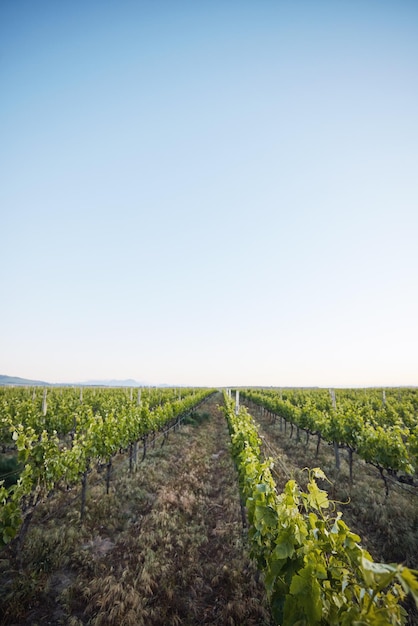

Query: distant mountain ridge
left=0, top=374, right=149, bottom=387
left=0, top=374, right=50, bottom=386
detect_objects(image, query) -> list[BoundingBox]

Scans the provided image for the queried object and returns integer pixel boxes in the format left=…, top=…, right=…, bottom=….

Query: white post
left=42, top=389, right=47, bottom=416
left=382, top=390, right=386, bottom=407
left=80, top=387, right=83, bottom=403
left=137, top=389, right=141, bottom=405
left=235, top=390, right=240, bottom=415
left=329, top=389, right=336, bottom=409
left=130, top=388, right=133, bottom=402
left=329, top=389, right=339, bottom=470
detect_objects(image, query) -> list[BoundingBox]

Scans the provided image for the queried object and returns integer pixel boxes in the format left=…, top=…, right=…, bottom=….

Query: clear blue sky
left=1, top=0, right=417, bottom=387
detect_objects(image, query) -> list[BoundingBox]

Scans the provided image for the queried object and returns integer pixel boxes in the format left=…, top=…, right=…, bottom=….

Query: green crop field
left=0, top=386, right=417, bottom=625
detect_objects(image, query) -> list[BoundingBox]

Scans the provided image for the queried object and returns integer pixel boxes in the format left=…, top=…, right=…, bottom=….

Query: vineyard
left=0, top=386, right=417, bottom=624
left=241, top=388, right=418, bottom=495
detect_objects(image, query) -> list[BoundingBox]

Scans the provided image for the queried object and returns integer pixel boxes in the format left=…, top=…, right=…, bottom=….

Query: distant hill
left=0, top=374, right=50, bottom=386
left=0, top=375, right=151, bottom=388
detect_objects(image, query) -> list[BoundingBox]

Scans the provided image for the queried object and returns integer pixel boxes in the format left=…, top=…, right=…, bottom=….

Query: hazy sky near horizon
left=1, top=0, right=417, bottom=387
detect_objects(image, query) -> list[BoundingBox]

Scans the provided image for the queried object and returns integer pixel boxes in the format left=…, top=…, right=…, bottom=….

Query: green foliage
left=0, top=454, right=22, bottom=489
left=182, top=410, right=210, bottom=426
left=223, top=393, right=418, bottom=625
left=0, top=387, right=215, bottom=548
left=358, top=425, right=414, bottom=475
left=242, top=388, right=417, bottom=485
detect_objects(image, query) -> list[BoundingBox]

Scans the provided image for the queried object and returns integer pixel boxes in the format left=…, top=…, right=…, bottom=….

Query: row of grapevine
left=0, top=386, right=214, bottom=547
left=223, top=393, right=418, bottom=625
left=241, top=388, right=418, bottom=493
left=0, top=385, right=190, bottom=441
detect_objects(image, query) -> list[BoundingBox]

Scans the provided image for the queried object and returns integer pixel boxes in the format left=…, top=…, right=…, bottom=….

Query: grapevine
left=0, top=386, right=214, bottom=546
left=223, top=393, right=418, bottom=625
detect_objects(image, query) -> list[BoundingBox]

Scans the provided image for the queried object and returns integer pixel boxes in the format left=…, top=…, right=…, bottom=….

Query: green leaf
left=2, top=526, right=16, bottom=545
left=397, top=567, right=418, bottom=606
left=264, top=557, right=287, bottom=592
left=254, top=504, right=277, bottom=528
left=287, top=564, right=322, bottom=624
left=307, top=480, right=329, bottom=510
left=274, top=530, right=295, bottom=559
left=360, top=556, right=397, bottom=590
left=311, top=467, right=327, bottom=481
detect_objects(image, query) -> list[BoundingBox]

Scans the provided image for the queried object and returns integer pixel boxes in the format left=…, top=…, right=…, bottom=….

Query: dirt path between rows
left=0, top=392, right=273, bottom=625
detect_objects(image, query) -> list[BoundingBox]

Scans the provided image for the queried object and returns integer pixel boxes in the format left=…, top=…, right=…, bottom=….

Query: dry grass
left=0, top=394, right=273, bottom=625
